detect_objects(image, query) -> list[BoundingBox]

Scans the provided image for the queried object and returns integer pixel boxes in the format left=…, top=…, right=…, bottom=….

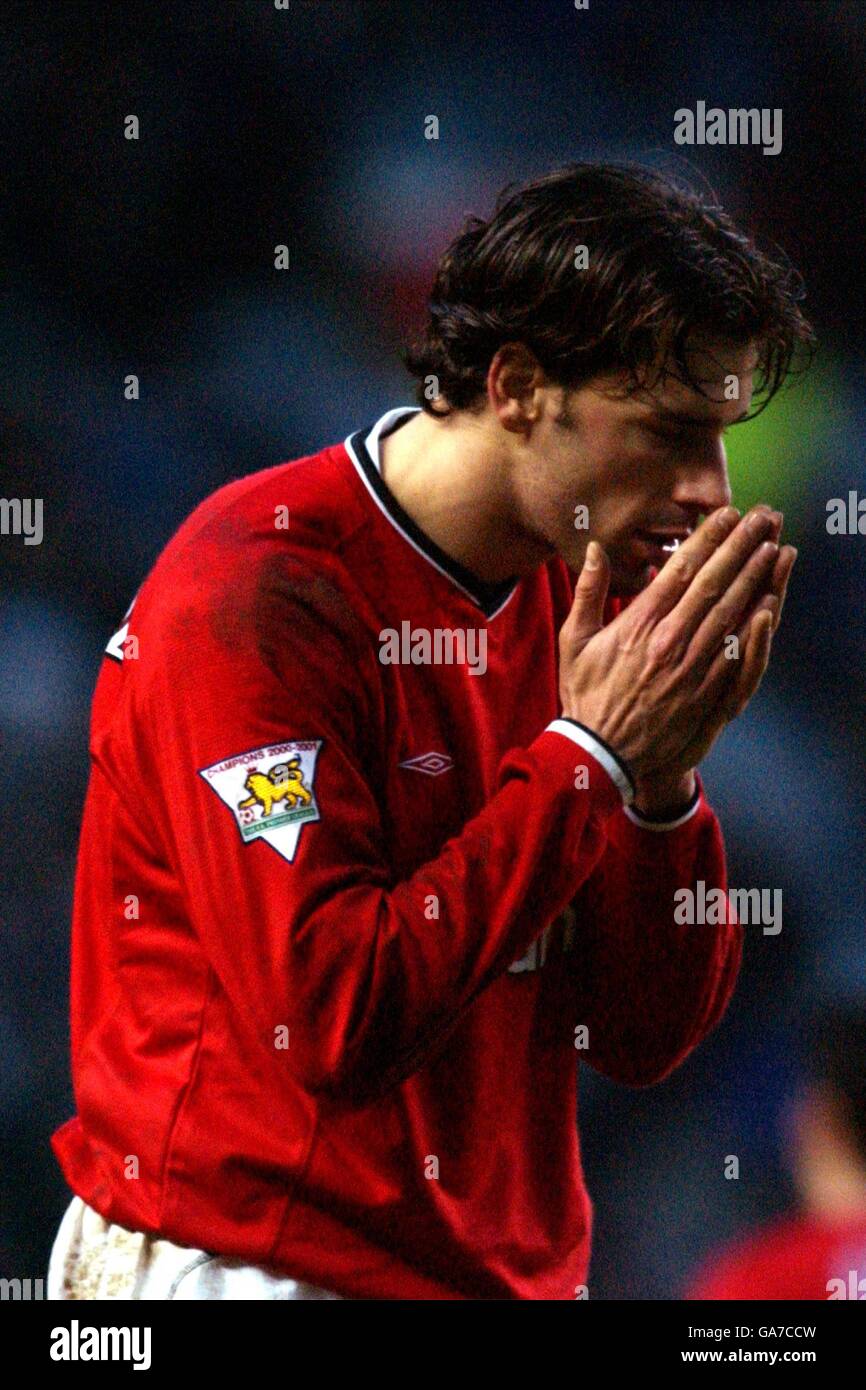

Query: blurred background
left=2, top=0, right=865, bottom=1299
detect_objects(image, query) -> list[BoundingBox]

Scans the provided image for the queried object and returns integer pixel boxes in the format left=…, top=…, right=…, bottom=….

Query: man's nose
left=672, top=438, right=732, bottom=515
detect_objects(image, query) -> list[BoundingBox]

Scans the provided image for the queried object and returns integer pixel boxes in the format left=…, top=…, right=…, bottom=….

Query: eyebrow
left=650, top=406, right=752, bottom=428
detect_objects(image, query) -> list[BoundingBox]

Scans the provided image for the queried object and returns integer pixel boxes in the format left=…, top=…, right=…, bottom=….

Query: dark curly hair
left=403, top=162, right=815, bottom=418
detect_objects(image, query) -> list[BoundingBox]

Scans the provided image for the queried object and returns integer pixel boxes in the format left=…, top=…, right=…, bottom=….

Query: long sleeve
left=566, top=779, right=743, bottom=1087
left=138, top=543, right=630, bottom=1105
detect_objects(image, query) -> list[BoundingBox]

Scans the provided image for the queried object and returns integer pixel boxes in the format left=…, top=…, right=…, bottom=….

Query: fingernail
left=749, top=510, right=771, bottom=532
left=585, top=541, right=600, bottom=570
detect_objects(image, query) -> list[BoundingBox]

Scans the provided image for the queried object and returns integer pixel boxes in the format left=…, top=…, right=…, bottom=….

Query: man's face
left=513, top=337, right=757, bottom=596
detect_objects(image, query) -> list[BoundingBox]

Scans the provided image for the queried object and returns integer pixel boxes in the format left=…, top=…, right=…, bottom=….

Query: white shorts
left=47, top=1195, right=343, bottom=1301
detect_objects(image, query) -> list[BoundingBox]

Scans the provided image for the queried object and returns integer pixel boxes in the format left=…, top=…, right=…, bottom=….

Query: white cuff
left=546, top=718, right=635, bottom=806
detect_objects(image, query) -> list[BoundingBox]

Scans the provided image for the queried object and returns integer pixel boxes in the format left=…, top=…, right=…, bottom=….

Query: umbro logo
left=398, top=751, right=453, bottom=776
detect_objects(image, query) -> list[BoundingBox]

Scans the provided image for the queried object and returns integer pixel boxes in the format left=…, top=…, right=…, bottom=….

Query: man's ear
left=487, top=342, right=547, bottom=431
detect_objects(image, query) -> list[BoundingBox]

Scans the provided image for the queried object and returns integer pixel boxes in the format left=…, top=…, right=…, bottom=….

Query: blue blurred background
left=2, top=0, right=865, bottom=1298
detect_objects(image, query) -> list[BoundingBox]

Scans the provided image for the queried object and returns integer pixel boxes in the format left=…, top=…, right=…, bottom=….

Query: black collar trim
left=345, top=418, right=520, bottom=620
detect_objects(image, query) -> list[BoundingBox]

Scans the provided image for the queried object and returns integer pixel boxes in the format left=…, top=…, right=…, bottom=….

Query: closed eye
left=647, top=419, right=740, bottom=448
left=646, top=424, right=701, bottom=447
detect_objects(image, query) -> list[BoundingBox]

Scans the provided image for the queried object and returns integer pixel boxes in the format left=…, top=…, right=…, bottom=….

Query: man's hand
left=558, top=504, right=796, bottom=784
left=631, top=513, right=796, bottom=812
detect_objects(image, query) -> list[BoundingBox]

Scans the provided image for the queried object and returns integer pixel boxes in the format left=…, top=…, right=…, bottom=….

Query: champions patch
left=199, top=740, right=323, bottom=863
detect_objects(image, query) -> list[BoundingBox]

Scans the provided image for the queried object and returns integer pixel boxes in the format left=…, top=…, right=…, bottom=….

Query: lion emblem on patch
left=199, top=739, right=323, bottom=862
left=237, top=758, right=312, bottom=817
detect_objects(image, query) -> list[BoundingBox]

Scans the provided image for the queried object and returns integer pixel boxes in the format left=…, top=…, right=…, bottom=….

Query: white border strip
left=360, top=406, right=421, bottom=476
left=546, top=718, right=635, bottom=806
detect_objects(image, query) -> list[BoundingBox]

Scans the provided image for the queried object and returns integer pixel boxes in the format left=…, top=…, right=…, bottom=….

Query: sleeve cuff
left=623, top=774, right=703, bottom=831
left=545, top=718, right=636, bottom=806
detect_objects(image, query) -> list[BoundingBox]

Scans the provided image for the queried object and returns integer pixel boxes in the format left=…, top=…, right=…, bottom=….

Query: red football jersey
left=687, top=1212, right=866, bottom=1301
left=52, top=406, right=741, bottom=1299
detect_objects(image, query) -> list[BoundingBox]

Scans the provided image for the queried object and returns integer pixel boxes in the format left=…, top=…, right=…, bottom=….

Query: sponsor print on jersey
left=199, top=740, right=323, bottom=863
left=508, top=903, right=578, bottom=973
